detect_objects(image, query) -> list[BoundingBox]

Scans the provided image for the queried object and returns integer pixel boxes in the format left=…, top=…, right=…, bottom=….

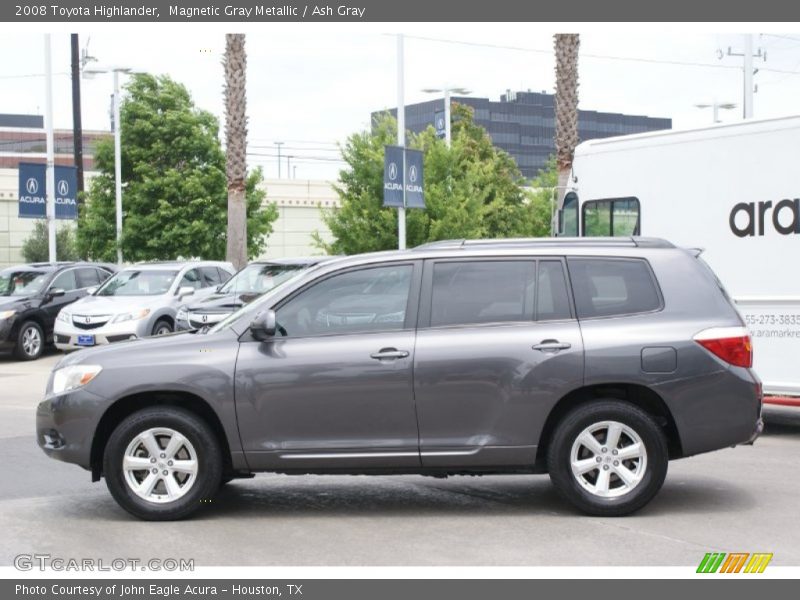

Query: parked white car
left=53, top=261, right=234, bottom=351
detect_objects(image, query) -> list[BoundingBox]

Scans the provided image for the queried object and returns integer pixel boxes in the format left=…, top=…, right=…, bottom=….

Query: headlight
left=57, top=311, right=70, bottom=323
left=112, top=308, right=150, bottom=323
left=51, top=365, right=103, bottom=395
left=0, top=309, right=15, bottom=320
left=176, top=306, right=188, bottom=321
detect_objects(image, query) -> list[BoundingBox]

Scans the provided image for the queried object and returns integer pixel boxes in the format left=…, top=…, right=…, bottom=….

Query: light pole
left=422, top=86, right=471, bottom=147
left=397, top=34, right=405, bottom=250
left=44, top=34, right=56, bottom=263
left=286, top=155, right=293, bottom=179
left=275, top=142, right=284, bottom=178
left=83, top=63, right=135, bottom=265
left=694, top=100, right=737, bottom=124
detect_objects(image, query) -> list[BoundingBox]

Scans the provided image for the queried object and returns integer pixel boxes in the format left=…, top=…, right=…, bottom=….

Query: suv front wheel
left=103, top=406, right=222, bottom=520
left=547, top=401, right=668, bottom=516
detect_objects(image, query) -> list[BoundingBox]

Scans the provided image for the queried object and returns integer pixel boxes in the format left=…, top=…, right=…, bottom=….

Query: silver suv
left=37, top=238, right=762, bottom=520
left=53, top=261, right=234, bottom=350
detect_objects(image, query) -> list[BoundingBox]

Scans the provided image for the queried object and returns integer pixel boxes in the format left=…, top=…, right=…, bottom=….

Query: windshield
left=220, top=263, right=308, bottom=295
left=96, top=269, right=178, bottom=297
left=209, top=268, right=311, bottom=333
left=0, top=270, right=49, bottom=296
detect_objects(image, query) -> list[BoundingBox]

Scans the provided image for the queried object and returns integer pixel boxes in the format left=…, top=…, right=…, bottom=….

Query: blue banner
left=404, top=149, right=425, bottom=209
left=18, top=163, right=78, bottom=220
left=383, top=145, right=404, bottom=208
left=434, top=110, right=446, bottom=139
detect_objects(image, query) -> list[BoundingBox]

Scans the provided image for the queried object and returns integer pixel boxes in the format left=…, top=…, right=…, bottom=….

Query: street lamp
left=694, top=100, right=737, bottom=124
left=421, top=86, right=471, bottom=147
left=83, top=62, right=137, bottom=265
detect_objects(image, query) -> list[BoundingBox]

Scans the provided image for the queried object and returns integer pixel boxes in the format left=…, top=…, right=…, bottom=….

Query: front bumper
left=36, top=387, right=108, bottom=470
left=53, top=318, right=150, bottom=350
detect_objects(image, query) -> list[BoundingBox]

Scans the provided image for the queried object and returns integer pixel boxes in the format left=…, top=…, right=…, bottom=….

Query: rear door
left=413, top=257, right=584, bottom=468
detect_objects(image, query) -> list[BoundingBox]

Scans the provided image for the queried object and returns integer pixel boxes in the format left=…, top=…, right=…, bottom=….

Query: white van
left=556, top=115, right=800, bottom=404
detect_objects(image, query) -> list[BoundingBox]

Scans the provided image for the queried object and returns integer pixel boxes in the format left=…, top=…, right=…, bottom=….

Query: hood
left=56, top=326, right=238, bottom=369
left=65, top=294, right=167, bottom=316
left=186, top=291, right=262, bottom=313
left=0, top=295, right=36, bottom=312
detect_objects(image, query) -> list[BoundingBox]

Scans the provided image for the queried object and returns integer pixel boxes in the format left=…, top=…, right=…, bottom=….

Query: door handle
left=532, top=339, right=572, bottom=353
left=370, top=348, right=410, bottom=360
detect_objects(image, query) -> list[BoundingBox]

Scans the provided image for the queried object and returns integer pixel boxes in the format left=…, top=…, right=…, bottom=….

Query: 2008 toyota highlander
left=36, top=238, right=763, bottom=520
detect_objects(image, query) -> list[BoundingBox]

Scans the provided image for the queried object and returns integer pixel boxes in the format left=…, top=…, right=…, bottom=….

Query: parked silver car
left=53, top=261, right=234, bottom=350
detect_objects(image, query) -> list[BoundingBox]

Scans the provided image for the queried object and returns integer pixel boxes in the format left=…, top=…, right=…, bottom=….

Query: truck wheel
left=547, top=401, right=668, bottom=516
left=103, top=406, right=222, bottom=521
left=14, top=321, right=44, bottom=361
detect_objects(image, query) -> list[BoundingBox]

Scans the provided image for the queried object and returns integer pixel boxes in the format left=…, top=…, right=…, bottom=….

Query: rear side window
left=201, top=267, right=222, bottom=286
left=568, top=258, right=661, bottom=318
left=76, top=267, right=102, bottom=288
left=430, top=261, right=536, bottom=327
left=537, top=261, right=572, bottom=321
left=217, top=267, right=232, bottom=283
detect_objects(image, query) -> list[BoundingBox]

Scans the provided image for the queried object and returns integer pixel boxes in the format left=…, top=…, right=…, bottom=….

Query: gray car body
left=37, top=238, right=762, bottom=481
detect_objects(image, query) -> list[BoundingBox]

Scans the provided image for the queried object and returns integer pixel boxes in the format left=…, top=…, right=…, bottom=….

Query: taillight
left=693, top=327, right=752, bottom=368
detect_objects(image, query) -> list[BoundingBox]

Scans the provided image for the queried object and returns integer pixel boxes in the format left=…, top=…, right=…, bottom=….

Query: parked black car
left=0, top=262, right=116, bottom=360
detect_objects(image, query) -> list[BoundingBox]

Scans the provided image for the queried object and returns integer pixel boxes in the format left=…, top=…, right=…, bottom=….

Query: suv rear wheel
left=547, top=401, right=668, bottom=516
left=103, top=407, right=222, bottom=520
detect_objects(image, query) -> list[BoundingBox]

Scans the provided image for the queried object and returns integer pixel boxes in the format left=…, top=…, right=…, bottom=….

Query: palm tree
left=553, top=33, right=580, bottom=206
left=224, top=33, right=248, bottom=270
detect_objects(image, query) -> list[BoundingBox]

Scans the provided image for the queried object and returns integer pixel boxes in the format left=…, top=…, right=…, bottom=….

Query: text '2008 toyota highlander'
left=36, top=238, right=763, bottom=520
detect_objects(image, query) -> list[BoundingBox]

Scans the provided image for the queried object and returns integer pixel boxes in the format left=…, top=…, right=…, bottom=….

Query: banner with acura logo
left=18, top=162, right=79, bottom=220
left=382, top=146, right=425, bottom=209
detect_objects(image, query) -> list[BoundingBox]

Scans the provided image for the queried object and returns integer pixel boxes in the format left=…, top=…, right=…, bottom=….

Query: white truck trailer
left=556, top=115, right=800, bottom=404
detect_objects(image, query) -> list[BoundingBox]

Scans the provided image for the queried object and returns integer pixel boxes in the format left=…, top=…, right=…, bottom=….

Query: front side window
left=582, top=197, right=640, bottom=237
left=561, top=192, right=579, bottom=237
left=430, top=261, right=536, bottom=327
left=0, top=270, right=49, bottom=296
left=568, top=258, right=661, bottom=318
left=275, top=264, right=413, bottom=337
left=97, top=270, right=178, bottom=297
left=50, top=269, right=77, bottom=292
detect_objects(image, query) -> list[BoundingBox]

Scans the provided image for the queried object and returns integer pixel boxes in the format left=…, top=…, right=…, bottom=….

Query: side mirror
left=48, top=288, right=66, bottom=299
left=86, top=286, right=98, bottom=296
left=177, top=286, right=195, bottom=299
left=250, top=309, right=277, bottom=341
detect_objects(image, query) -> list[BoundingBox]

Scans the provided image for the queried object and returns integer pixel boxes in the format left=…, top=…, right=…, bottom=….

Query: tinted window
left=276, top=264, right=413, bottom=337
left=51, top=269, right=77, bottom=292
left=582, top=198, right=640, bottom=237
left=568, top=258, right=660, bottom=318
left=180, top=268, right=203, bottom=289
left=430, top=261, right=536, bottom=327
left=201, top=267, right=222, bottom=286
left=537, top=261, right=572, bottom=321
left=217, top=267, right=232, bottom=284
left=76, top=267, right=102, bottom=288
left=561, top=192, right=578, bottom=237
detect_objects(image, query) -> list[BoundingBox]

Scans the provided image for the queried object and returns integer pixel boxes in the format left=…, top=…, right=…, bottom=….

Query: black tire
left=547, top=401, right=668, bottom=517
left=151, top=318, right=173, bottom=337
left=103, top=406, right=223, bottom=521
left=13, top=320, right=44, bottom=361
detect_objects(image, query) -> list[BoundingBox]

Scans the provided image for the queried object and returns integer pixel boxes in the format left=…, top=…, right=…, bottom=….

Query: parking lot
left=2, top=350, right=799, bottom=567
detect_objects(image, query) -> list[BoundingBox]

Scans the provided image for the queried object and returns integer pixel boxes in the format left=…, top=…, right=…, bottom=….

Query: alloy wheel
left=122, top=427, right=198, bottom=504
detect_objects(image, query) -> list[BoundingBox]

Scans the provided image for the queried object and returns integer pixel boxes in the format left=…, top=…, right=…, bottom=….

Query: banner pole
left=44, top=34, right=57, bottom=263
left=396, top=33, right=406, bottom=250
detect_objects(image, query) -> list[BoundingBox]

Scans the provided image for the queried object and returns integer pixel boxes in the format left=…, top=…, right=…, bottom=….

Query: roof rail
left=413, top=237, right=674, bottom=250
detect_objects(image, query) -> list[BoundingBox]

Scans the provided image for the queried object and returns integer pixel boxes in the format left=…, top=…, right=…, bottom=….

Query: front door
left=413, top=258, right=584, bottom=468
left=234, top=261, right=422, bottom=470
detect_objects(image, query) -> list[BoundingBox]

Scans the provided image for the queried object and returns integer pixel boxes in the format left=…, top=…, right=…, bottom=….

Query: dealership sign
left=18, top=162, right=78, bottom=220
left=383, top=146, right=425, bottom=209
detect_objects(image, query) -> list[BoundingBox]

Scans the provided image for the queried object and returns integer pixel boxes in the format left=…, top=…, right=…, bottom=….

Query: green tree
left=316, top=104, right=551, bottom=255
left=21, top=221, right=80, bottom=263
left=77, top=73, right=277, bottom=262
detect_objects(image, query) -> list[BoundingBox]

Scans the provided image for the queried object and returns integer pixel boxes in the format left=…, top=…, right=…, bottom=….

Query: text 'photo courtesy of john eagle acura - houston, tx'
left=36, top=237, right=763, bottom=520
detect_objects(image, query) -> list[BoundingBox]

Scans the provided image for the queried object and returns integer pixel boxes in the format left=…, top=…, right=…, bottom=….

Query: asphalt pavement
left=1, top=350, right=799, bottom=566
